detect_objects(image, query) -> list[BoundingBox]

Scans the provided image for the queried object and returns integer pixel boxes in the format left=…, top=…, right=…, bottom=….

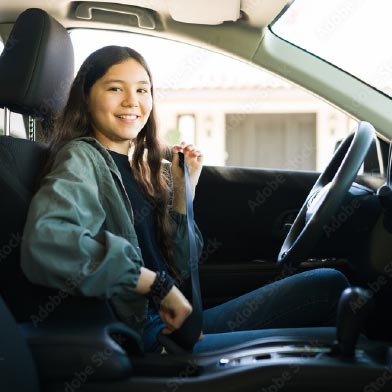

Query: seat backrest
left=0, top=8, right=74, bottom=119
left=0, top=8, right=74, bottom=321
left=0, top=136, right=49, bottom=320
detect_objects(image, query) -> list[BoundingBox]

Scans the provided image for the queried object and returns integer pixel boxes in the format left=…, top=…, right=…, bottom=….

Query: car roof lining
left=0, top=0, right=286, bottom=63
left=0, top=0, right=289, bottom=28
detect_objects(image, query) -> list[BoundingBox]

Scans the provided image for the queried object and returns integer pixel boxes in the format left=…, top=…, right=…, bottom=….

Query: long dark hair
left=46, top=45, right=175, bottom=275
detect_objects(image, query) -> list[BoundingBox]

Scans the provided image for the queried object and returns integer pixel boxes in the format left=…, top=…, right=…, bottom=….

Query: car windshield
left=272, top=0, right=392, bottom=97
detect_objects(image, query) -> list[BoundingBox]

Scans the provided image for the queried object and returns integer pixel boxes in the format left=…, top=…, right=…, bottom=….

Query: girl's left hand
left=172, top=142, right=203, bottom=190
left=171, top=142, right=203, bottom=212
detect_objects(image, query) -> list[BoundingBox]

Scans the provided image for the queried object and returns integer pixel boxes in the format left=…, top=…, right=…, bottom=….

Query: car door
left=195, top=143, right=385, bottom=309
left=194, top=165, right=318, bottom=308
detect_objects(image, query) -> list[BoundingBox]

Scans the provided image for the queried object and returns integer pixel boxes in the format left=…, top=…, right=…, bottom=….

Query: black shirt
left=109, top=150, right=167, bottom=273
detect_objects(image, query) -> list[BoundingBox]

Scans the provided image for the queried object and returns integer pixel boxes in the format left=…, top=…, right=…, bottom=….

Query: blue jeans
left=142, top=268, right=349, bottom=353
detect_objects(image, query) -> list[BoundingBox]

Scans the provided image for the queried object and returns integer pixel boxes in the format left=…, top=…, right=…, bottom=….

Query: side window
left=0, top=111, right=27, bottom=138
left=71, top=30, right=360, bottom=172
left=177, top=114, right=196, bottom=144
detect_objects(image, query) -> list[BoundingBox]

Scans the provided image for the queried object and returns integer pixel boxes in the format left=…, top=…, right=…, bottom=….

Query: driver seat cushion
left=0, top=295, right=40, bottom=392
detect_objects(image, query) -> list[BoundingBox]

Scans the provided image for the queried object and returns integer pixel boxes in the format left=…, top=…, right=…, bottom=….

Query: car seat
left=0, top=8, right=140, bottom=388
left=0, top=294, right=40, bottom=391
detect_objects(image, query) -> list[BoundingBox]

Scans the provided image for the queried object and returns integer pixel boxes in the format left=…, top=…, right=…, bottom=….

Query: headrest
left=0, top=8, right=74, bottom=119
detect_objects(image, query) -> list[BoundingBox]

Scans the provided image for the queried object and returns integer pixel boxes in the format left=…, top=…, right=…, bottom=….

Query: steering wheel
left=277, top=121, right=375, bottom=268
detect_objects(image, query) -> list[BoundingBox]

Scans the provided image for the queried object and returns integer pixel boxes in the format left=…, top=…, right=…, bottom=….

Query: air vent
left=75, top=2, right=156, bottom=30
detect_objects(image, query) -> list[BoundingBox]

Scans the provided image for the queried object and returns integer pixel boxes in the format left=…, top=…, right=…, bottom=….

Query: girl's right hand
left=159, top=285, right=193, bottom=334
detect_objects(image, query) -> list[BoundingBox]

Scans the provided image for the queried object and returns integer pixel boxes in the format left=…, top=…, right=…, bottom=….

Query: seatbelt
left=158, top=152, right=203, bottom=352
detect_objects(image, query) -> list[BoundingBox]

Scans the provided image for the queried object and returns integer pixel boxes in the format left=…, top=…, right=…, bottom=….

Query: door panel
left=194, top=165, right=381, bottom=308
left=194, top=165, right=318, bottom=307
left=194, top=165, right=317, bottom=264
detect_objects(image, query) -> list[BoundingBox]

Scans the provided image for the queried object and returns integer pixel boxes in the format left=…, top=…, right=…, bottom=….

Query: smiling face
left=87, top=58, right=153, bottom=154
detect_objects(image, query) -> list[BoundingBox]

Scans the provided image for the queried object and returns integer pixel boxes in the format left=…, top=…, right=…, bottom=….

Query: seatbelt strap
left=158, top=152, right=203, bottom=352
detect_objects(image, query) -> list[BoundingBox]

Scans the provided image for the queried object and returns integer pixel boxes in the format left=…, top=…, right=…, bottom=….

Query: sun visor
left=167, top=0, right=241, bottom=25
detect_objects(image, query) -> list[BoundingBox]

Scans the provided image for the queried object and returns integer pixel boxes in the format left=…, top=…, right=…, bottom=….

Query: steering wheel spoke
left=277, top=121, right=375, bottom=268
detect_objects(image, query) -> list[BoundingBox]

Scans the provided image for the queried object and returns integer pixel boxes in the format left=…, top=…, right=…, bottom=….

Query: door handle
left=75, top=2, right=156, bottom=30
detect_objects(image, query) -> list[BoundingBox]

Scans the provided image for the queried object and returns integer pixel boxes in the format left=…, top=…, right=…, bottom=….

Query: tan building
left=153, top=53, right=355, bottom=171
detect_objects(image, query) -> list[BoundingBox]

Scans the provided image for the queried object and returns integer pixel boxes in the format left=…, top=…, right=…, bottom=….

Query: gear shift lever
left=335, top=287, right=373, bottom=358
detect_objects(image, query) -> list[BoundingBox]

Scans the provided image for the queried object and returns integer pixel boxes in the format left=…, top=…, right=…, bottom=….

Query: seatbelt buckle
left=157, top=331, right=189, bottom=354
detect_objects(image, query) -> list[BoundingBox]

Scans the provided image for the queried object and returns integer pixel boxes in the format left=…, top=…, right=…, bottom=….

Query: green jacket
left=21, top=137, right=204, bottom=333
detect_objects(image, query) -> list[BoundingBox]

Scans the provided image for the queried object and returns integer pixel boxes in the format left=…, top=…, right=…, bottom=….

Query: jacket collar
left=73, top=136, right=174, bottom=207
left=74, top=136, right=122, bottom=174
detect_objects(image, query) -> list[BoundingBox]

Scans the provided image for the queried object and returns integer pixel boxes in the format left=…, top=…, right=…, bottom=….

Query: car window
left=70, top=29, right=356, bottom=172
left=272, top=0, right=392, bottom=98
left=0, top=111, right=26, bottom=138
